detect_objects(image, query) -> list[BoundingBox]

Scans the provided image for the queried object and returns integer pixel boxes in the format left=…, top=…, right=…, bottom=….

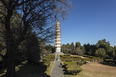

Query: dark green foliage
left=24, top=31, right=41, bottom=64
left=96, top=39, right=115, bottom=57
left=81, top=46, right=85, bottom=53
left=95, top=48, right=106, bottom=57
left=83, top=55, right=103, bottom=62
left=75, top=42, right=81, bottom=48
left=45, top=44, right=52, bottom=53
left=61, top=43, right=72, bottom=54
left=70, top=42, right=74, bottom=53
left=84, top=43, right=97, bottom=55
left=52, top=46, right=56, bottom=53
left=104, top=59, right=116, bottom=64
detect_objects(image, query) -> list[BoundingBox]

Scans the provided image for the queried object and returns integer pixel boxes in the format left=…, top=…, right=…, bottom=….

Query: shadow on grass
left=16, top=62, right=50, bottom=77
left=99, top=62, right=116, bottom=67
left=0, top=61, right=50, bottom=77
left=62, top=64, right=69, bottom=75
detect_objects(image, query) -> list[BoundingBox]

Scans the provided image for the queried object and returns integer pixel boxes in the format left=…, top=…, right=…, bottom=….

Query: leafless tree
left=75, top=48, right=83, bottom=55
left=0, top=0, right=71, bottom=77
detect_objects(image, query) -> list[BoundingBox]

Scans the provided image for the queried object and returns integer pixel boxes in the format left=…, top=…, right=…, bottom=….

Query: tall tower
left=55, top=21, right=61, bottom=52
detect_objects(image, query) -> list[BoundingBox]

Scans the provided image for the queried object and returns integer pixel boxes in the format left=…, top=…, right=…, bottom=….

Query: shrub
left=77, top=61, right=84, bottom=65
left=43, top=55, right=55, bottom=61
left=83, top=55, right=90, bottom=57
left=63, top=62, right=82, bottom=75
left=65, top=59, right=73, bottom=62
left=67, top=67, right=82, bottom=75
left=104, top=59, right=116, bottom=64
left=82, top=58, right=90, bottom=62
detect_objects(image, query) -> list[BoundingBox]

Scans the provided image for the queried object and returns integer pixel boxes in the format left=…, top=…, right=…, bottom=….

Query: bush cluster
left=63, top=62, right=82, bottom=75
left=104, top=59, right=116, bottom=64
left=83, top=55, right=103, bottom=62
left=77, top=61, right=85, bottom=66
left=60, top=55, right=82, bottom=62
left=42, top=55, right=55, bottom=67
left=42, top=55, right=55, bottom=61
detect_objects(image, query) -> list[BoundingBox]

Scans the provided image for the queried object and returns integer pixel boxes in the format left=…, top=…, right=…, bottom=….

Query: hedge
left=104, top=59, right=116, bottom=64
left=42, top=55, right=55, bottom=67
left=63, top=62, right=82, bottom=75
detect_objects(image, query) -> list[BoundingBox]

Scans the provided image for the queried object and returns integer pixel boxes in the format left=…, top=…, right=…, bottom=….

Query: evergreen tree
left=25, top=31, right=40, bottom=63
left=96, top=39, right=114, bottom=57
left=81, top=46, right=85, bottom=54
left=75, top=42, right=81, bottom=48
left=70, top=42, right=74, bottom=53
left=95, top=48, right=106, bottom=57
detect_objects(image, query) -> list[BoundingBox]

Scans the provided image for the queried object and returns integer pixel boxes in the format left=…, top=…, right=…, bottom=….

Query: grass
left=64, top=62, right=81, bottom=70
left=63, top=62, right=82, bottom=75
left=45, top=61, right=54, bottom=76
left=65, top=62, right=116, bottom=77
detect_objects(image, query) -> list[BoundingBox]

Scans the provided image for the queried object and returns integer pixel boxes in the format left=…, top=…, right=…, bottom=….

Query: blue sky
left=60, top=0, right=116, bottom=46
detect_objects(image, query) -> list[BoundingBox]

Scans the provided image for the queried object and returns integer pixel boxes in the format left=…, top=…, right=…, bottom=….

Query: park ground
left=65, top=62, right=116, bottom=77
left=0, top=61, right=54, bottom=77
left=1, top=55, right=116, bottom=77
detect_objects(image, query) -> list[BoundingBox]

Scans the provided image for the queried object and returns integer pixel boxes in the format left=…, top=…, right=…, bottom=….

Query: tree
left=96, top=39, right=110, bottom=47
left=106, top=47, right=115, bottom=57
left=81, top=46, right=85, bottom=54
left=95, top=48, right=106, bottom=57
left=61, top=43, right=71, bottom=54
left=114, top=46, right=116, bottom=56
left=96, top=39, right=114, bottom=56
left=46, top=44, right=52, bottom=53
left=38, top=40, right=46, bottom=56
left=52, top=46, right=55, bottom=53
left=70, top=42, right=74, bottom=53
left=74, top=48, right=83, bottom=55
left=84, top=43, right=90, bottom=55
left=25, top=31, right=40, bottom=64
left=0, top=0, right=71, bottom=77
left=75, top=42, right=81, bottom=49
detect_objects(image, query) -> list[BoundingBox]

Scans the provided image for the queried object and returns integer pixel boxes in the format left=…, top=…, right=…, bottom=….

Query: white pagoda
left=55, top=21, right=64, bottom=55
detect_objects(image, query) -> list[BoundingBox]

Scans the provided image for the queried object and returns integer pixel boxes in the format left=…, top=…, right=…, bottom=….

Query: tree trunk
left=4, top=6, right=15, bottom=77
left=6, top=44, right=15, bottom=77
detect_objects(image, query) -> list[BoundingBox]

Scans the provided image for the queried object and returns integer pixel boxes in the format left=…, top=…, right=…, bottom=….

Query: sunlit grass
left=45, top=61, right=54, bottom=76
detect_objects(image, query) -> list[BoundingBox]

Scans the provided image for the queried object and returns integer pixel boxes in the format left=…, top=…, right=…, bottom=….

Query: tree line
left=61, top=39, right=116, bottom=58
